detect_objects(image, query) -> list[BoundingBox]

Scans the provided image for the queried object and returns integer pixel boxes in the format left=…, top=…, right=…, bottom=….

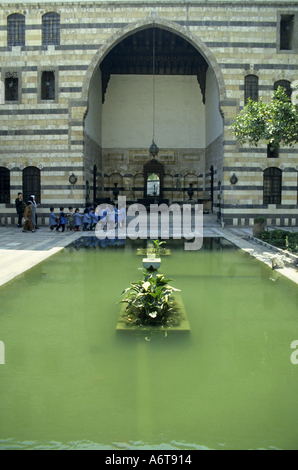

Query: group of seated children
left=49, top=203, right=125, bottom=232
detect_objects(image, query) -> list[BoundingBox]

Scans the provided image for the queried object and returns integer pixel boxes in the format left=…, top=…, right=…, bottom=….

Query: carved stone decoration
left=5, top=71, right=18, bottom=79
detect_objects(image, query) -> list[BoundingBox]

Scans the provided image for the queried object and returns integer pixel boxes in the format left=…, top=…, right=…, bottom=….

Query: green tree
left=231, top=86, right=298, bottom=150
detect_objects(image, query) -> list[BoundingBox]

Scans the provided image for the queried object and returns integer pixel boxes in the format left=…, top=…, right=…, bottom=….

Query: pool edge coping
left=214, top=227, right=298, bottom=286
left=0, top=228, right=298, bottom=287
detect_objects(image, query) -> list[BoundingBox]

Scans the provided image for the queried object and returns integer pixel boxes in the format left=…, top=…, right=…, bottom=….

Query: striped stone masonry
left=0, top=1, right=298, bottom=226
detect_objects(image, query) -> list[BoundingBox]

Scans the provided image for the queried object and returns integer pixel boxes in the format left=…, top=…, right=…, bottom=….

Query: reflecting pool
left=0, top=237, right=298, bottom=450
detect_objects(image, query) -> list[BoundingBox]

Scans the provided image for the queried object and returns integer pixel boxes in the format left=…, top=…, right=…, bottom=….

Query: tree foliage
left=231, top=86, right=298, bottom=150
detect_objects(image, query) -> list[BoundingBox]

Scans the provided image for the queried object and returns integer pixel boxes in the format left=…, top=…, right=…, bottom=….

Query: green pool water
left=0, top=237, right=298, bottom=450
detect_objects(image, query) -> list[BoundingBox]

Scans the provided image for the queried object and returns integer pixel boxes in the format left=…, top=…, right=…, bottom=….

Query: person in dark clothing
left=56, top=207, right=67, bottom=232
left=29, top=195, right=40, bottom=229
left=15, top=193, right=26, bottom=227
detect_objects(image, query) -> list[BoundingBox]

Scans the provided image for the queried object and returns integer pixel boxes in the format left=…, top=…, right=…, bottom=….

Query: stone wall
left=102, top=75, right=205, bottom=149
left=100, top=73, right=206, bottom=202
left=102, top=147, right=205, bottom=203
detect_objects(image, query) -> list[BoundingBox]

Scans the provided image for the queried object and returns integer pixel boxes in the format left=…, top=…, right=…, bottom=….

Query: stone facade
left=0, top=0, right=298, bottom=226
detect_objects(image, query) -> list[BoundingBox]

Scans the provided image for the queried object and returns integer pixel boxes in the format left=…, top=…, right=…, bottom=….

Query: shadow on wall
left=0, top=81, right=4, bottom=104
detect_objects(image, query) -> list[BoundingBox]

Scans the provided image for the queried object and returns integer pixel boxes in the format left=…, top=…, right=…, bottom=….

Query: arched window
left=263, top=167, right=282, bottom=205
left=42, top=12, right=60, bottom=46
left=0, top=167, right=10, bottom=204
left=244, top=75, right=259, bottom=105
left=7, top=13, right=25, bottom=47
left=22, top=167, right=41, bottom=204
left=274, top=80, right=292, bottom=100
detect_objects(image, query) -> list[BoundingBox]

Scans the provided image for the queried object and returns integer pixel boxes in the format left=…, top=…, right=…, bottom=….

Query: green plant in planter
left=118, top=273, right=181, bottom=325
left=150, top=240, right=166, bottom=257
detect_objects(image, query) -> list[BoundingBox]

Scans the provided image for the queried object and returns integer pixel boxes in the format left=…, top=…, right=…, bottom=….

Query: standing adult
left=30, top=195, right=40, bottom=229
left=22, top=201, right=35, bottom=233
left=29, top=196, right=36, bottom=230
left=15, top=193, right=26, bottom=228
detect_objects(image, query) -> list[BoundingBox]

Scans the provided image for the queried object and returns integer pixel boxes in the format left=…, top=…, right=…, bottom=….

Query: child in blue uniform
left=89, top=208, right=97, bottom=230
left=66, top=207, right=75, bottom=231
left=83, top=209, right=91, bottom=231
left=74, top=208, right=83, bottom=231
left=49, top=207, right=58, bottom=232
left=56, top=207, right=67, bottom=232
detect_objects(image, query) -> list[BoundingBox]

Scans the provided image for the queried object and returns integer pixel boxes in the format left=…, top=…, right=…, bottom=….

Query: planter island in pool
left=116, top=295, right=190, bottom=332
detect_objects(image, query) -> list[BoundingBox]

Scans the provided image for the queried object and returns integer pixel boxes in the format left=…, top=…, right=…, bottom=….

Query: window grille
left=22, top=167, right=41, bottom=204
left=5, top=72, right=18, bottom=101
left=7, top=13, right=25, bottom=47
left=267, top=145, right=279, bottom=159
left=244, top=75, right=259, bottom=105
left=0, top=167, right=10, bottom=204
left=263, top=167, right=282, bottom=205
left=41, top=71, right=55, bottom=100
left=42, top=12, right=60, bottom=46
left=274, top=80, right=292, bottom=100
left=280, top=15, right=294, bottom=50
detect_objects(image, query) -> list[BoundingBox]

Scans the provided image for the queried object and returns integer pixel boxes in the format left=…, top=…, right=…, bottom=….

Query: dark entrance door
left=23, top=167, right=41, bottom=204
left=0, top=167, right=10, bottom=204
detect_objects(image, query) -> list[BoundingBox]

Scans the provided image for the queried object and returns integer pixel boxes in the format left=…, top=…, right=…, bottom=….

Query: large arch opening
left=83, top=21, right=224, bottom=208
